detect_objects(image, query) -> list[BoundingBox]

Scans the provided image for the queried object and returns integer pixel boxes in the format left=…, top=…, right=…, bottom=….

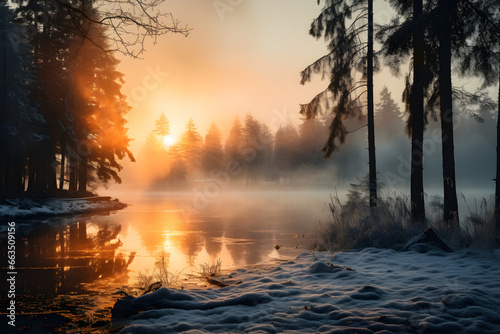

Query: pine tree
left=68, top=3, right=134, bottom=192
left=274, top=123, right=300, bottom=184
left=455, top=0, right=499, bottom=232
left=258, top=123, right=274, bottom=181
left=153, top=113, right=171, bottom=139
left=201, top=122, right=224, bottom=176
left=0, top=3, right=46, bottom=199
left=379, top=0, right=489, bottom=225
left=374, top=86, right=409, bottom=188
left=225, top=117, right=244, bottom=163
left=300, top=0, right=378, bottom=206
left=180, top=118, right=202, bottom=173
left=241, top=114, right=262, bottom=183
left=224, top=117, right=244, bottom=183
left=375, top=86, right=404, bottom=136
left=298, top=118, right=328, bottom=168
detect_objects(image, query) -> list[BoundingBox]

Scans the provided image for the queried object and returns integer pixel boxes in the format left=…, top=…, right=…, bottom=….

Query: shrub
left=313, top=179, right=499, bottom=252
left=136, top=253, right=181, bottom=294
left=199, top=258, right=222, bottom=277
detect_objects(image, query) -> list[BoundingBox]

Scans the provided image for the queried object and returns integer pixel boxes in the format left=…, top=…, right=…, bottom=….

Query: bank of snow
left=0, top=197, right=126, bottom=218
left=112, top=248, right=500, bottom=333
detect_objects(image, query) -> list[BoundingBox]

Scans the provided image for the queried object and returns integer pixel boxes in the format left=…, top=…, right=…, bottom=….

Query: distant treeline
left=141, top=84, right=496, bottom=190
left=142, top=88, right=398, bottom=189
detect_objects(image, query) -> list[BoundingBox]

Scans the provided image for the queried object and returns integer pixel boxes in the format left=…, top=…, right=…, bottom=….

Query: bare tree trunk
left=411, top=0, right=426, bottom=223
left=438, top=0, right=459, bottom=226
left=367, top=0, right=377, bottom=207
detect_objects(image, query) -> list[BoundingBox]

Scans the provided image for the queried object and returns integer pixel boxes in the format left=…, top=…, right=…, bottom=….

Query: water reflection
left=0, top=217, right=134, bottom=296
left=1, top=190, right=330, bottom=297
left=95, top=190, right=330, bottom=278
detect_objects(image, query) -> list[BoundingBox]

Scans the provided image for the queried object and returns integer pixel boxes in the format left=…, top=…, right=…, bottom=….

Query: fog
left=109, top=88, right=496, bottom=212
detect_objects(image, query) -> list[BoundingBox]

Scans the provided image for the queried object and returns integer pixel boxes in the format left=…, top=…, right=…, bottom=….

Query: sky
left=117, top=0, right=403, bottom=153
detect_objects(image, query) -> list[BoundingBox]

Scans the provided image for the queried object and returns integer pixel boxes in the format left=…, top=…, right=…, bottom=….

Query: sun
left=162, top=135, right=176, bottom=148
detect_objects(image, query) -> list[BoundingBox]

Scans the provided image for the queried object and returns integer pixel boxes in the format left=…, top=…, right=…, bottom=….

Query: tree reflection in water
left=0, top=215, right=135, bottom=331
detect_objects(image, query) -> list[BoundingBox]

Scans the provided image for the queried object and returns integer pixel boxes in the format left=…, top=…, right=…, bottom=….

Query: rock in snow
left=112, top=248, right=500, bottom=333
left=403, top=227, right=452, bottom=253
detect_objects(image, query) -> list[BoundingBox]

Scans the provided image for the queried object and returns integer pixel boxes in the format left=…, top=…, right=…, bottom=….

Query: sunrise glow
left=162, top=135, right=176, bottom=148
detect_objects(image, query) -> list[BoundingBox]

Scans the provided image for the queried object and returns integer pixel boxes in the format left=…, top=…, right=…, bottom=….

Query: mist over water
left=97, top=189, right=336, bottom=278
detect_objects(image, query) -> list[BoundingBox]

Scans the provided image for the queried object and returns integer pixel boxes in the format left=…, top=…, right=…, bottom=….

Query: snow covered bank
left=112, top=248, right=500, bottom=333
left=0, top=197, right=127, bottom=218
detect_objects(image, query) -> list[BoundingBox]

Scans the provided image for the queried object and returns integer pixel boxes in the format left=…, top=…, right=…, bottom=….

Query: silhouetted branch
left=57, top=0, right=191, bottom=58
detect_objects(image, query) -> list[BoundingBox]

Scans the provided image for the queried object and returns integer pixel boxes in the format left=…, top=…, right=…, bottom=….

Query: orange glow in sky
left=113, top=0, right=435, bottom=189
left=118, top=1, right=404, bottom=153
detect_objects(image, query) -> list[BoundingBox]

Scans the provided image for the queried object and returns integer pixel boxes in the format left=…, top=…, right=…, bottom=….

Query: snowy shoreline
left=0, top=196, right=127, bottom=218
left=111, top=248, right=500, bottom=334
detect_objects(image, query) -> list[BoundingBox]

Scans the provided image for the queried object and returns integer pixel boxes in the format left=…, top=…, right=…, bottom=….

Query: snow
left=112, top=247, right=500, bottom=333
left=0, top=197, right=126, bottom=218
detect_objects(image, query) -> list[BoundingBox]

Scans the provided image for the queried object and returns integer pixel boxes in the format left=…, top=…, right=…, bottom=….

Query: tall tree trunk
left=411, top=0, right=425, bottom=223
left=69, top=157, right=77, bottom=191
left=78, top=156, right=87, bottom=193
left=494, top=76, right=500, bottom=234
left=0, top=158, right=6, bottom=202
left=367, top=0, right=377, bottom=207
left=35, top=154, right=46, bottom=191
left=27, top=154, right=37, bottom=192
left=47, top=154, right=57, bottom=192
left=1, top=21, right=7, bottom=201
left=438, top=0, right=459, bottom=226
left=59, top=152, right=65, bottom=190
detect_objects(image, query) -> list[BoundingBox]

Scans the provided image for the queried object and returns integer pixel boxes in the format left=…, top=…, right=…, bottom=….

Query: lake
left=0, top=190, right=334, bottom=332
left=1, top=186, right=492, bottom=332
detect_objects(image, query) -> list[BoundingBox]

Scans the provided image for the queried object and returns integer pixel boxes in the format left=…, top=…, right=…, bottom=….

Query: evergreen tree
left=153, top=113, right=171, bottom=140
left=379, top=0, right=492, bottom=225
left=455, top=0, right=499, bottom=231
left=68, top=3, right=134, bottom=192
left=180, top=117, right=202, bottom=173
left=258, top=123, right=274, bottom=181
left=225, top=117, right=244, bottom=163
left=298, top=118, right=328, bottom=169
left=374, top=87, right=409, bottom=187
left=224, top=117, right=244, bottom=183
left=274, top=123, right=300, bottom=184
left=375, top=86, right=405, bottom=137
left=166, top=143, right=188, bottom=186
left=13, top=0, right=69, bottom=192
left=300, top=0, right=378, bottom=206
left=241, top=114, right=262, bottom=183
left=201, top=122, right=224, bottom=176
left=0, top=3, right=46, bottom=199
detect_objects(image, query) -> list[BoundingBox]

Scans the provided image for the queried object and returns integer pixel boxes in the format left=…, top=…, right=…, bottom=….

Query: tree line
left=139, top=88, right=414, bottom=188
left=0, top=1, right=187, bottom=201
left=301, top=0, right=499, bottom=229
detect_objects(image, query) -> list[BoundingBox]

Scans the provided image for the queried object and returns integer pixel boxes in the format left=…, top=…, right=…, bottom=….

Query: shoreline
left=0, top=196, right=128, bottom=219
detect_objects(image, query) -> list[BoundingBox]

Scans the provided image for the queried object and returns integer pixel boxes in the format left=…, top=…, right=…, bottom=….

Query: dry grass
left=313, top=179, right=499, bottom=252
left=199, top=258, right=222, bottom=277
left=431, top=194, right=498, bottom=250
left=136, top=253, right=181, bottom=294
